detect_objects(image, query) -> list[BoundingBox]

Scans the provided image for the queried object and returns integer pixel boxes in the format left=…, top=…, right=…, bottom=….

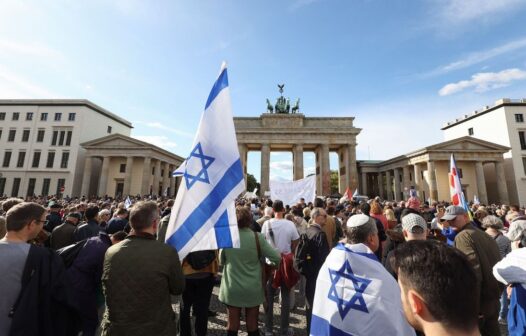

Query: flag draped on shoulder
left=310, top=243, right=415, bottom=336
left=449, top=154, right=471, bottom=218
left=165, top=63, right=245, bottom=259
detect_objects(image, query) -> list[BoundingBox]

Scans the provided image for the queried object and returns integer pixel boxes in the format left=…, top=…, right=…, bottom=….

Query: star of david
left=328, top=259, right=372, bottom=319
left=183, top=143, right=215, bottom=190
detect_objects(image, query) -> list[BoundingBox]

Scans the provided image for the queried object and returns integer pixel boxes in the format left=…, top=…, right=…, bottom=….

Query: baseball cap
left=402, top=214, right=426, bottom=233
left=347, top=214, right=373, bottom=228
left=440, top=205, right=467, bottom=221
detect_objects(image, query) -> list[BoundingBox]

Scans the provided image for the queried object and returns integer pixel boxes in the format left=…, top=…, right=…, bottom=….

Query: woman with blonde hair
left=384, top=208, right=397, bottom=229
left=370, top=201, right=388, bottom=231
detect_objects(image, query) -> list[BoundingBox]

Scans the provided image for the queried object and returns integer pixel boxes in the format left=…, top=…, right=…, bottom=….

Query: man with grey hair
left=310, top=213, right=415, bottom=335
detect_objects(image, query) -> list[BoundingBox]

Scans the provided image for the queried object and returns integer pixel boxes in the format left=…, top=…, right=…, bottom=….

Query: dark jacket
left=45, top=212, right=62, bottom=233
left=9, top=245, right=78, bottom=336
left=50, top=221, right=76, bottom=250
left=305, top=224, right=330, bottom=279
left=106, top=217, right=128, bottom=235
left=74, top=220, right=100, bottom=242
left=101, top=233, right=185, bottom=336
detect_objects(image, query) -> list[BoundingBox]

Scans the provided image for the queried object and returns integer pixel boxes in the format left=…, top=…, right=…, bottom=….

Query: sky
left=1, top=0, right=526, bottom=183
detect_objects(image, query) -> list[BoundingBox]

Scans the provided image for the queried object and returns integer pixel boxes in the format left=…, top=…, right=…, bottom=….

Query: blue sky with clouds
left=1, top=0, right=526, bottom=183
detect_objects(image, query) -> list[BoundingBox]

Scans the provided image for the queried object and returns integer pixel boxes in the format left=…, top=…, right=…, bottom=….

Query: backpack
left=294, top=233, right=316, bottom=276
left=57, top=239, right=88, bottom=268
left=185, top=250, right=216, bottom=270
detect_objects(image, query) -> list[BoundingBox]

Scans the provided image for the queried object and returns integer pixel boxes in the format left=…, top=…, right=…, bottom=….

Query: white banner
left=270, top=175, right=316, bottom=206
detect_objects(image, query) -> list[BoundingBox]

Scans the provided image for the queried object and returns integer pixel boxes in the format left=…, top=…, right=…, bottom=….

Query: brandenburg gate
left=234, top=86, right=361, bottom=196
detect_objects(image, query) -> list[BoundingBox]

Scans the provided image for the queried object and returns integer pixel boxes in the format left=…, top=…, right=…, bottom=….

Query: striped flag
left=165, top=63, right=245, bottom=259
left=449, top=154, right=472, bottom=218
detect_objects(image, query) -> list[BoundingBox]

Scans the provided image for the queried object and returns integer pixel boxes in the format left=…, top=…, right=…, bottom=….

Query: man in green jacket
left=441, top=205, right=503, bottom=336
left=101, top=201, right=185, bottom=336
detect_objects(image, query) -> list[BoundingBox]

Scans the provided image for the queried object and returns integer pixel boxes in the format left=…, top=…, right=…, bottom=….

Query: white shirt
left=261, top=218, right=300, bottom=254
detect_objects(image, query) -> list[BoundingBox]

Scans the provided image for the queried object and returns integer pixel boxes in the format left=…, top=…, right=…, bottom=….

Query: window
left=37, top=129, right=45, bottom=142
left=46, top=152, right=55, bottom=168
left=8, top=129, right=16, bottom=142
left=40, top=112, right=48, bottom=121
left=0, top=112, right=5, bottom=120
left=520, top=131, right=526, bottom=150
left=16, top=151, right=26, bottom=168
left=120, top=163, right=126, bottom=173
left=66, top=131, right=72, bottom=146
left=0, top=178, right=5, bottom=196
left=68, top=113, right=75, bottom=121
left=516, top=114, right=524, bottom=123
left=458, top=168, right=463, bottom=178
left=468, top=128, right=474, bottom=136
left=51, top=131, right=58, bottom=146
left=152, top=167, right=155, bottom=175
left=161, top=169, right=164, bottom=177
left=107, top=126, right=112, bottom=134
left=42, top=178, right=50, bottom=196
left=12, top=112, right=19, bottom=121
left=0, top=129, right=2, bottom=140
left=22, top=129, right=30, bottom=142
left=32, top=151, right=41, bottom=168
left=26, top=112, right=33, bottom=121
left=56, top=178, right=65, bottom=195
left=3, top=151, right=12, bottom=167
left=58, top=131, right=65, bottom=146
left=27, top=178, right=36, bottom=197
left=523, top=157, right=526, bottom=175
left=60, top=152, right=69, bottom=168
left=11, top=178, right=20, bottom=197
left=54, top=113, right=61, bottom=121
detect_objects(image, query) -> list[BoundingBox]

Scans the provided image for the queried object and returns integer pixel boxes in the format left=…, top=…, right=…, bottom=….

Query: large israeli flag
left=310, top=243, right=415, bottom=336
left=165, top=63, right=245, bottom=259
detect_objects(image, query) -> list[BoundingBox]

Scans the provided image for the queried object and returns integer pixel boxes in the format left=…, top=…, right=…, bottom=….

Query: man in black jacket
left=0, top=202, right=77, bottom=336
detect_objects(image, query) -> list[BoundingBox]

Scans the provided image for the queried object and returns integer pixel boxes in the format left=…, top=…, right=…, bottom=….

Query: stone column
left=162, top=162, right=170, bottom=196
left=123, top=156, right=134, bottom=197
left=238, top=144, right=248, bottom=187
left=427, top=161, right=438, bottom=202
left=402, top=165, right=411, bottom=198
left=361, top=172, right=368, bottom=196
left=495, top=160, right=509, bottom=204
left=377, top=172, right=384, bottom=199
left=393, top=168, right=401, bottom=201
left=98, top=156, right=110, bottom=197
left=81, top=156, right=92, bottom=197
left=338, top=145, right=349, bottom=193
left=475, top=162, right=488, bottom=204
left=152, top=160, right=161, bottom=196
left=320, top=144, right=330, bottom=195
left=385, top=170, right=392, bottom=200
left=169, top=164, right=176, bottom=197
left=260, top=144, right=270, bottom=196
left=141, top=156, right=151, bottom=195
left=413, top=164, right=422, bottom=198
left=348, top=144, right=358, bottom=192
left=293, top=144, right=304, bottom=181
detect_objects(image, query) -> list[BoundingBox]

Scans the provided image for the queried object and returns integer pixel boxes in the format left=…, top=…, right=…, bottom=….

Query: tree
left=330, top=170, right=340, bottom=195
left=246, top=173, right=260, bottom=194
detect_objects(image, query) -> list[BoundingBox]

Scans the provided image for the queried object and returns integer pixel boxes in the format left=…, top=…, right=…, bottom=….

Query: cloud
left=0, top=38, right=64, bottom=60
left=422, top=37, right=526, bottom=77
left=133, top=135, right=178, bottom=150
left=270, top=161, right=293, bottom=171
left=0, top=65, right=59, bottom=98
left=438, top=68, right=526, bottom=96
left=289, top=0, right=320, bottom=11
left=135, top=121, right=194, bottom=138
left=437, top=0, right=526, bottom=24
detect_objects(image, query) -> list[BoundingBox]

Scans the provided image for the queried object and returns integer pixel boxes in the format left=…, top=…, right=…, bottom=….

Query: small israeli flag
left=124, top=196, right=132, bottom=209
left=165, top=63, right=245, bottom=259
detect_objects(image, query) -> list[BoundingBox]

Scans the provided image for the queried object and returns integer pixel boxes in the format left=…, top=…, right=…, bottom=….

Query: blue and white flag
left=474, top=195, right=480, bottom=205
left=310, top=243, right=415, bottom=336
left=352, top=188, right=358, bottom=197
left=124, top=196, right=132, bottom=209
left=165, top=63, right=245, bottom=259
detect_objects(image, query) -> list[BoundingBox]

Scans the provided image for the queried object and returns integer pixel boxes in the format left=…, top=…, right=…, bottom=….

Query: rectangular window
left=515, top=114, right=524, bottom=123
left=32, top=151, right=41, bottom=168
left=520, top=131, right=526, bottom=150
left=26, top=112, right=33, bottom=121
left=54, top=113, right=61, bottom=121
left=16, top=151, right=25, bottom=168
left=458, top=168, right=463, bottom=178
left=46, top=152, right=55, bottom=168
left=0, top=112, right=5, bottom=120
left=68, top=113, right=75, bottom=121
left=11, top=178, right=20, bottom=197
left=468, top=128, right=474, bottom=136
left=41, top=112, right=48, bottom=121
left=22, top=129, right=30, bottom=142
left=37, top=129, right=45, bottom=142
left=0, top=129, right=2, bottom=140
left=66, top=131, right=72, bottom=146
left=42, top=178, right=50, bottom=196
left=0, top=178, right=5, bottom=196
left=56, top=178, right=65, bottom=195
left=12, top=112, right=19, bottom=121
left=60, top=152, right=69, bottom=168
left=3, top=151, right=12, bottom=167
left=51, top=131, right=58, bottom=146
left=120, top=163, right=126, bottom=173
left=523, top=157, right=526, bottom=175
left=8, top=129, right=16, bottom=142
left=107, top=126, right=112, bottom=134
left=58, top=131, right=65, bottom=146
left=27, top=178, right=36, bottom=197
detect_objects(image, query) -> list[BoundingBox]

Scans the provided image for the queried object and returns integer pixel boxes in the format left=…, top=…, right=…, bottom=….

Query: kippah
left=347, top=214, right=371, bottom=228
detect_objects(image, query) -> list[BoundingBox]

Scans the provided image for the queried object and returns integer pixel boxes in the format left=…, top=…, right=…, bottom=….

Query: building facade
left=0, top=100, right=132, bottom=198
left=442, top=98, right=526, bottom=205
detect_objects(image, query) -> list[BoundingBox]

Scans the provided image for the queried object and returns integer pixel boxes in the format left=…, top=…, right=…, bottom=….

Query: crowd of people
left=0, top=193, right=525, bottom=336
